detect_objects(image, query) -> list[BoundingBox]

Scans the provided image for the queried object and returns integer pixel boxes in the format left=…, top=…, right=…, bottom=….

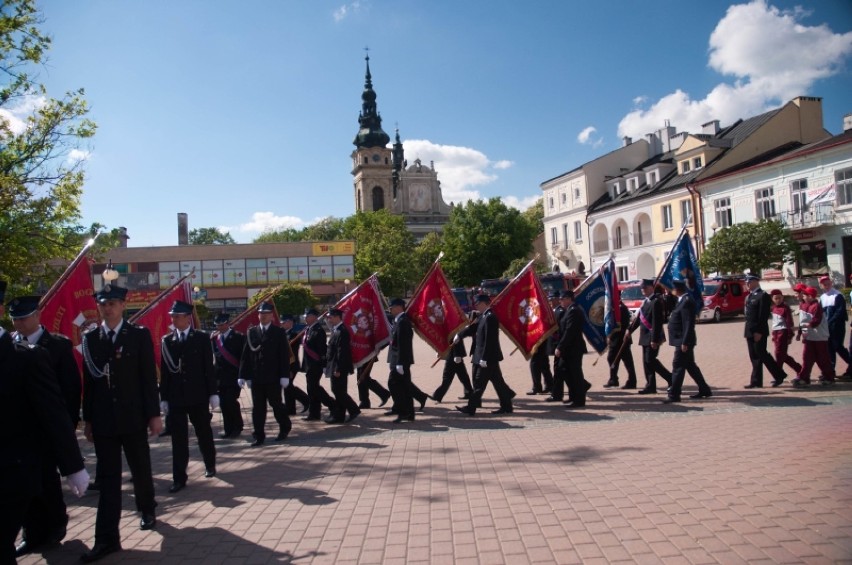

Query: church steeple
left=353, top=54, right=390, bottom=149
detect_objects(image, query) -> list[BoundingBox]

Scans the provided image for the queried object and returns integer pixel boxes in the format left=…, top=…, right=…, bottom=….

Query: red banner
left=130, top=279, right=194, bottom=369
left=39, top=257, right=99, bottom=372
left=406, top=262, right=467, bottom=359
left=491, top=264, right=557, bottom=360
left=334, top=275, right=391, bottom=368
left=230, top=291, right=281, bottom=335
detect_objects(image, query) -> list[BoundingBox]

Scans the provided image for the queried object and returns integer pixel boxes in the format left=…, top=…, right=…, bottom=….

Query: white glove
left=395, top=365, right=404, bottom=374
left=453, top=356, right=462, bottom=363
left=66, top=468, right=90, bottom=498
left=209, top=395, right=220, bottom=410
left=160, top=401, right=169, bottom=416
left=280, top=377, right=290, bottom=387
left=237, top=378, right=247, bottom=389
left=479, top=360, right=487, bottom=368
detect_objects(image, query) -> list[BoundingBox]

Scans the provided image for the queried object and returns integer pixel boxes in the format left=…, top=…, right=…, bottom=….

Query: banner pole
left=39, top=231, right=101, bottom=308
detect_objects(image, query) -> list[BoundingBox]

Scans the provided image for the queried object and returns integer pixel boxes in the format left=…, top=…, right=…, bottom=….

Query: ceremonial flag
left=601, top=258, right=621, bottom=337
left=229, top=287, right=282, bottom=335
left=128, top=274, right=195, bottom=369
left=406, top=256, right=467, bottom=359
left=490, top=259, right=557, bottom=360
left=333, top=274, right=391, bottom=368
left=658, top=227, right=704, bottom=303
left=572, top=267, right=610, bottom=354
left=39, top=241, right=100, bottom=372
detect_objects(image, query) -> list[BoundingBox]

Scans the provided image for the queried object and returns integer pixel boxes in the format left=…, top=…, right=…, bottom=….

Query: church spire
left=353, top=52, right=390, bottom=149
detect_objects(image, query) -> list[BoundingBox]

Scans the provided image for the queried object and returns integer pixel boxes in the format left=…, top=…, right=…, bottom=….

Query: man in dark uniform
left=664, top=280, right=712, bottom=403
left=212, top=313, right=245, bottom=438
left=387, top=298, right=416, bottom=423
left=9, top=296, right=82, bottom=557
left=632, top=279, right=673, bottom=394
left=356, top=356, right=391, bottom=409
left=324, top=308, right=360, bottom=423
left=604, top=300, right=637, bottom=389
left=546, top=292, right=574, bottom=402
left=80, top=284, right=161, bottom=562
left=744, top=274, right=787, bottom=388
left=238, top=301, right=293, bottom=447
left=527, top=293, right=557, bottom=395
left=456, top=294, right=515, bottom=415
left=2, top=338, right=89, bottom=564
left=159, top=300, right=218, bottom=493
left=546, top=292, right=564, bottom=395
left=432, top=326, right=473, bottom=403
left=281, top=314, right=310, bottom=415
left=301, top=308, right=337, bottom=421
left=554, top=290, right=589, bottom=408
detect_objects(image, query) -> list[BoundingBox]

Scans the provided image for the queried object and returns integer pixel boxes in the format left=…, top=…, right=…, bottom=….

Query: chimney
left=844, top=113, right=852, bottom=133
left=118, top=226, right=129, bottom=248
left=792, top=96, right=824, bottom=143
left=622, top=136, right=632, bottom=147
left=702, top=120, right=720, bottom=135
left=177, top=213, right=188, bottom=245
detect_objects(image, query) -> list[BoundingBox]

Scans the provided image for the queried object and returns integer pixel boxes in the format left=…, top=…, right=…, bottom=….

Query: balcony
left=778, top=202, right=835, bottom=229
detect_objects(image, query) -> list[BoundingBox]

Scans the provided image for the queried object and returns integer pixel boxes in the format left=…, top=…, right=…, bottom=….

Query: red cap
left=769, top=289, right=783, bottom=296
left=819, top=275, right=831, bottom=284
left=792, top=283, right=806, bottom=292
left=803, top=287, right=818, bottom=297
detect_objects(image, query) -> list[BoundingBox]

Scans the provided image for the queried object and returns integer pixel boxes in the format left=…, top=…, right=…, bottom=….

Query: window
left=693, top=156, right=703, bottom=169
left=837, top=168, right=852, bottom=206
left=574, top=221, right=583, bottom=242
left=715, top=197, right=732, bottom=228
left=562, top=223, right=569, bottom=245
left=551, top=227, right=558, bottom=246
left=791, top=178, right=808, bottom=212
left=614, top=225, right=623, bottom=249
left=561, top=193, right=567, bottom=204
left=617, top=266, right=629, bottom=282
left=573, top=187, right=581, bottom=201
left=681, top=160, right=691, bottom=174
left=680, top=199, right=692, bottom=225
left=613, top=182, right=621, bottom=195
left=636, top=221, right=643, bottom=245
left=372, top=186, right=384, bottom=211
left=756, top=187, right=776, bottom=219
left=647, top=170, right=658, bottom=187
left=549, top=197, right=554, bottom=209
left=662, top=204, right=673, bottom=230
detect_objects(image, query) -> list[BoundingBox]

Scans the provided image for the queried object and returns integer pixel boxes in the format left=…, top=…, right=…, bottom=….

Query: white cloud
left=223, top=212, right=308, bottom=235
left=67, top=149, right=91, bottom=164
left=0, top=95, right=46, bottom=136
left=503, top=195, right=541, bottom=211
left=402, top=139, right=514, bottom=204
left=618, top=0, right=852, bottom=139
left=333, top=1, right=363, bottom=22
left=577, top=126, right=603, bottom=148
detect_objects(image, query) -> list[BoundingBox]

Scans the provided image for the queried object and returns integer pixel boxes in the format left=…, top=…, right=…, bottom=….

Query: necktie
left=108, top=330, right=115, bottom=343
left=21, top=335, right=28, bottom=342
left=180, top=332, right=186, bottom=343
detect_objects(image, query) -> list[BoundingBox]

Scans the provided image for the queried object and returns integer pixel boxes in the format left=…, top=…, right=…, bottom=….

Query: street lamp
left=344, top=278, right=351, bottom=293
left=102, top=260, right=119, bottom=290
left=710, top=222, right=719, bottom=236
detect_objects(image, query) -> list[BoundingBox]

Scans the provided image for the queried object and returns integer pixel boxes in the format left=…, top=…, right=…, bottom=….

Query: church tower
left=351, top=55, right=452, bottom=240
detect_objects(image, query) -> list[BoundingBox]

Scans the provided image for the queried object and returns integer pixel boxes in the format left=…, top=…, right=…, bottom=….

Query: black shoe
left=744, top=383, right=762, bottom=389
left=346, top=411, right=360, bottom=423
left=621, top=382, right=637, bottom=390
left=158, top=429, right=171, bottom=438
left=379, top=396, right=390, bottom=408
left=584, top=381, right=592, bottom=392
left=218, top=431, right=231, bottom=439
left=690, top=391, right=712, bottom=399
left=300, top=404, right=310, bottom=414
left=168, top=482, right=186, bottom=494
left=637, top=388, right=656, bottom=395
left=80, top=541, right=122, bottom=563
left=458, top=394, right=470, bottom=400
left=564, top=402, right=586, bottom=409
left=248, top=438, right=264, bottom=447
left=15, top=540, right=41, bottom=558
left=602, top=380, right=619, bottom=389
left=544, top=396, right=562, bottom=402
left=491, top=407, right=513, bottom=414
left=230, top=429, right=243, bottom=438
left=324, top=417, right=345, bottom=424
left=455, top=406, right=475, bottom=416
left=275, top=433, right=288, bottom=442
left=140, top=513, right=156, bottom=530
left=662, top=397, right=681, bottom=404
left=303, top=415, right=322, bottom=421
left=418, top=397, right=429, bottom=412
left=393, top=415, right=415, bottom=423
left=526, top=389, right=542, bottom=395
left=771, top=378, right=785, bottom=388
left=358, top=401, right=371, bottom=409
left=204, top=468, right=216, bottom=478
left=286, top=408, right=297, bottom=415
left=542, top=387, right=552, bottom=394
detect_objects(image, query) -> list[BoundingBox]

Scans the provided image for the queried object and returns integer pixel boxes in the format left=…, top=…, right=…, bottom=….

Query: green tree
left=501, top=255, right=547, bottom=279
left=248, top=281, right=317, bottom=317
left=302, top=217, right=346, bottom=241
left=441, top=198, right=538, bottom=287
left=343, top=210, right=415, bottom=297
left=254, top=227, right=304, bottom=243
left=698, top=220, right=801, bottom=276
left=522, top=198, right=544, bottom=234
left=413, top=232, right=443, bottom=282
left=189, top=227, right=236, bottom=245
left=0, top=0, right=96, bottom=285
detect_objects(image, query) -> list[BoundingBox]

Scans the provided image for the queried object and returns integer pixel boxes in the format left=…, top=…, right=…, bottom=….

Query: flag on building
left=490, top=260, right=557, bottom=360
left=658, top=229, right=704, bottom=303
left=406, top=259, right=467, bottom=359
left=39, top=255, right=100, bottom=372
left=333, top=274, right=391, bottom=368
left=128, top=275, right=195, bottom=369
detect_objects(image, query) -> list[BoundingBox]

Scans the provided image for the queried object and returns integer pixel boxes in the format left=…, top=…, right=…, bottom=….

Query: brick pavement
left=19, top=319, right=852, bottom=564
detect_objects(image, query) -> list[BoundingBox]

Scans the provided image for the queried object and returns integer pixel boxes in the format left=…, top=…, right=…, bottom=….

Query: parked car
left=698, top=277, right=748, bottom=323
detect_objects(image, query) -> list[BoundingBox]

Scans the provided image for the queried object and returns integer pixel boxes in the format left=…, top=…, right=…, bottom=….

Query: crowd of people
left=1, top=271, right=850, bottom=563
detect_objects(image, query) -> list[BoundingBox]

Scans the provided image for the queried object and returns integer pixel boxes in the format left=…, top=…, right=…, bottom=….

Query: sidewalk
left=21, top=319, right=852, bottom=564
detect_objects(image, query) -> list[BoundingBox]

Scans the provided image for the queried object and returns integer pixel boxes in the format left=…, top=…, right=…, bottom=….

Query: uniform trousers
left=388, top=366, right=414, bottom=418
left=558, top=353, right=587, bottom=404
left=93, top=430, right=156, bottom=544
left=305, top=367, right=336, bottom=418
left=668, top=347, right=711, bottom=399
left=642, top=345, right=672, bottom=391
left=772, top=330, right=802, bottom=373
left=747, top=334, right=786, bottom=386
left=2, top=483, right=33, bottom=563
left=170, top=402, right=216, bottom=483
left=250, top=382, right=290, bottom=440
left=798, top=340, right=835, bottom=382
left=218, top=384, right=243, bottom=435
left=329, top=374, right=359, bottom=420
left=466, top=363, right=514, bottom=413
left=607, top=336, right=637, bottom=384
left=433, top=357, right=472, bottom=401
left=827, top=325, right=851, bottom=369
left=357, top=374, right=390, bottom=406
left=20, top=450, right=68, bottom=544
left=529, top=346, right=554, bottom=392
left=284, top=377, right=310, bottom=414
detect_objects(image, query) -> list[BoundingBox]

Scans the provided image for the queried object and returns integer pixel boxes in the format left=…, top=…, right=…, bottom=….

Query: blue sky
left=31, top=0, right=852, bottom=246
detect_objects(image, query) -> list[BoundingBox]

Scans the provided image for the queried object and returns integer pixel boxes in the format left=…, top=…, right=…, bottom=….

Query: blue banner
left=658, top=230, right=704, bottom=303
left=602, top=258, right=620, bottom=337
left=573, top=269, right=607, bottom=354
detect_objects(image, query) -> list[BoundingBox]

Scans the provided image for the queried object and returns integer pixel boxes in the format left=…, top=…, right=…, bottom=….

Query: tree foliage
left=344, top=210, right=415, bottom=297
left=698, top=220, right=801, bottom=276
left=501, top=255, right=548, bottom=279
left=0, top=0, right=96, bottom=287
left=521, top=197, right=544, bottom=234
left=441, top=198, right=538, bottom=287
left=248, top=281, right=318, bottom=318
left=189, top=227, right=236, bottom=245
left=253, top=216, right=346, bottom=243
left=413, top=232, right=443, bottom=281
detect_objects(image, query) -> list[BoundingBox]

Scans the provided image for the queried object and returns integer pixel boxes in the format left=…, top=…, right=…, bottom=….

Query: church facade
left=351, top=56, right=452, bottom=240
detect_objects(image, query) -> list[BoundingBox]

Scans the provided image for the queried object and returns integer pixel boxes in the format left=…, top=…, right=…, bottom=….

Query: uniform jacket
left=33, top=328, right=81, bottom=426
left=473, top=308, right=503, bottom=365
left=456, top=316, right=478, bottom=358
left=819, top=289, right=848, bottom=330
left=388, top=312, right=415, bottom=366
left=212, top=328, right=245, bottom=386
left=744, top=287, right=772, bottom=338
left=286, top=327, right=301, bottom=374
left=548, top=305, right=565, bottom=354
left=160, top=329, right=216, bottom=407
left=770, top=302, right=795, bottom=335
left=239, top=324, right=293, bottom=385
left=667, top=295, right=698, bottom=347
left=301, top=322, right=328, bottom=373
left=636, top=293, right=666, bottom=346
left=449, top=336, right=467, bottom=359
left=82, top=322, right=160, bottom=437
left=1, top=342, right=84, bottom=498
left=799, top=301, right=829, bottom=341
left=555, top=302, right=586, bottom=366
left=326, top=323, right=354, bottom=376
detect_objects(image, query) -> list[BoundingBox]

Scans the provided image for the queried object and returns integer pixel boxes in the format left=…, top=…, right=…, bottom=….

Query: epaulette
left=52, top=332, right=72, bottom=342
